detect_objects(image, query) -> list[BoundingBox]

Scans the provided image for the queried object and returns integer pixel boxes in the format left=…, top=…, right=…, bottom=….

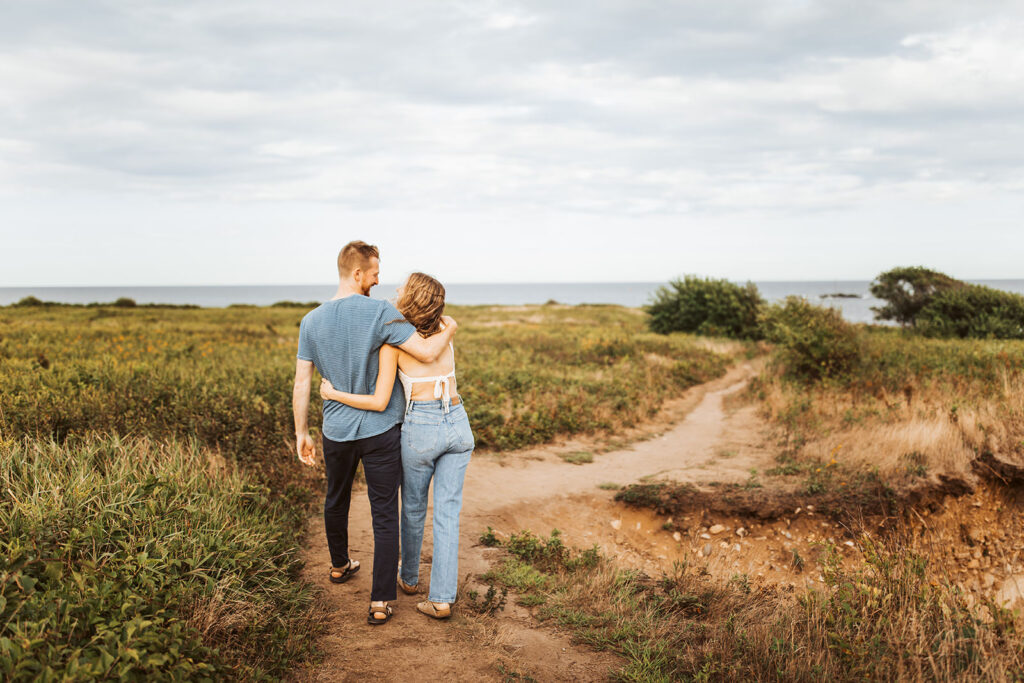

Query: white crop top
left=398, top=342, right=457, bottom=413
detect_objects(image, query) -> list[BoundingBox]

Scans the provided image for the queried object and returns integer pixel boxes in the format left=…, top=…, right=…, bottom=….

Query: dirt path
left=297, top=363, right=768, bottom=682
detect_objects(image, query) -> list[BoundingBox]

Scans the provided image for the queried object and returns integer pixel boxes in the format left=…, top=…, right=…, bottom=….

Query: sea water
left=3, top=280, right=1023, bottom=325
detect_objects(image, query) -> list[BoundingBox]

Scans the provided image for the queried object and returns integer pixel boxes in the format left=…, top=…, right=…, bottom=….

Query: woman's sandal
left=416, top=600, right=451, bottom=620
left=397, top=576, right=419, bottom=595
left=329, top=559, right=360, bottom=584
left=368, top=602, right=393, bottom=625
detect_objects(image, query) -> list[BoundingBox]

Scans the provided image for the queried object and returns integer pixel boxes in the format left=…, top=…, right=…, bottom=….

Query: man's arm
left=398, top=315, right=458, bottom=363
left=293, top=359, right=317, bottom=466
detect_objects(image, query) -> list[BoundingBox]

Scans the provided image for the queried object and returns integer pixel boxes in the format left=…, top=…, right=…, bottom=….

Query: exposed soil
left=295, top=362, right=1024, bottom=681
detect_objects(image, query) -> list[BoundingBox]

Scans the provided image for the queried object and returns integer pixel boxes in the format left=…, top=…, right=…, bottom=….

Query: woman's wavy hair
left=395, top=272, right=446, bottom=337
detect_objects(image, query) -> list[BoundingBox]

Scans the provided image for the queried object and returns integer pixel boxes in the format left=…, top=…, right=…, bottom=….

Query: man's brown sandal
left=329, top=559, right=360, bottom=584
left=368, top=602, right=393, bottom=625
left=397, top=576, right=419, bottom=595
left=416, top=601, right=451, bottom=620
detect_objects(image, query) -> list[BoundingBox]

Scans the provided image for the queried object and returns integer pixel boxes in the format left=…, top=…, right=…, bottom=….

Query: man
left=292, top=240, right=457, bottom=625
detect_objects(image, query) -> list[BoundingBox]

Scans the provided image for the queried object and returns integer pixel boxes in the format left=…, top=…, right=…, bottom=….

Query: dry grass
left=749, top=331, right=1024, bottom=492
left=480, top=525, right=1024, bottom=682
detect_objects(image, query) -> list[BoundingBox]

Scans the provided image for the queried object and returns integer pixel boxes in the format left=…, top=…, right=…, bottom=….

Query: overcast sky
left=2, top=1, right=1023, bottom=285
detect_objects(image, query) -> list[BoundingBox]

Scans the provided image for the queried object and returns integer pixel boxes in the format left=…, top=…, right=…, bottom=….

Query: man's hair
left=337, top=240, right=380, bottom=277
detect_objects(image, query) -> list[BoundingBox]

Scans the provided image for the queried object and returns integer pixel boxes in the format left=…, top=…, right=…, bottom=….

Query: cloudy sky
left=2, top=1, right=1023, bottom=286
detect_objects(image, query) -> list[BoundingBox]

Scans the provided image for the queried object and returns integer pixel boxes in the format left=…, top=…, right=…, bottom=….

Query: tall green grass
left=0, top=436, right=319, bottom=680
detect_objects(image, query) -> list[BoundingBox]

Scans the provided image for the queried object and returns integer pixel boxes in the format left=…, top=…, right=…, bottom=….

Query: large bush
left=916, top=284, right=1024, bottom=340
left=761, top=297, right=860, bottom=382
left=646, top=276, right=764, bottom=339
left=870, top=266, right=963, bottom=326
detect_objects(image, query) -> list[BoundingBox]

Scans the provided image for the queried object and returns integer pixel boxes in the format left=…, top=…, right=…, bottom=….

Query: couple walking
left=292, top=241, right=474, bottom=625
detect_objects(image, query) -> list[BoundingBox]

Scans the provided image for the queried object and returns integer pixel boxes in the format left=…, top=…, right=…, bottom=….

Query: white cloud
left=2, top=1, right=1024, bottom=284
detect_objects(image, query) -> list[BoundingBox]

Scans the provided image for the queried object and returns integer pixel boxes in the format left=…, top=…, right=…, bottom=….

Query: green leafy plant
left=465, top=583, right=508, bottom=616
left=916, top=284, right=1024, bottom=339
left=761, top=296, right=861, bottom=382
left=646, top=276, right=764, bottom=339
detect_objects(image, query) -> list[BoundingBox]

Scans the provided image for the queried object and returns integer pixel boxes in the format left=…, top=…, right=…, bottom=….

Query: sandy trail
left=297, top=363, right=762, bottom=682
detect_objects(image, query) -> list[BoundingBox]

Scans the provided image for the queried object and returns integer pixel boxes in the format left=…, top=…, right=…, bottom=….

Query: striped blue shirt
left=297, top=295, right=416, bottom=442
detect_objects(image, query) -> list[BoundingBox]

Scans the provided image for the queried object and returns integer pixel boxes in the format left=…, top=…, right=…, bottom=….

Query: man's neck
left=332, top=282, right=365, bottom=300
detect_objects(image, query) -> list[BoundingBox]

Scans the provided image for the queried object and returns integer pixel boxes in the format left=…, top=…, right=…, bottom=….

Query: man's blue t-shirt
left=297, top=295, right=416, bottom=442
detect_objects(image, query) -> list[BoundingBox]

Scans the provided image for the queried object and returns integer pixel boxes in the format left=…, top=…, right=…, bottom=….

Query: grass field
left=0, top=301, right=744, bottom=679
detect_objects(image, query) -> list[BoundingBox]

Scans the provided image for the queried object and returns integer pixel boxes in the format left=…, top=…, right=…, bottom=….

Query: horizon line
left=2, top=277, right=1024, bottom=289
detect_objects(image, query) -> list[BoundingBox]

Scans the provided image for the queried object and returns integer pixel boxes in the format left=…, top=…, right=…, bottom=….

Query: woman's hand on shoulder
left=320, top=377, right=336, bottom=400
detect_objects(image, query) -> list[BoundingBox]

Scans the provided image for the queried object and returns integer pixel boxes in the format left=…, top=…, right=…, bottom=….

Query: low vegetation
left=0, top=436, right=319, bottom=680
left=651, top=267, right=1024, bottom=342
left=750, top=327, right=1024, bottom=496
left=0, top=304, right=744, bottom=457
left=481, top=527, right=1024, bottom=681
left=0, top=301, right=745, bottom=678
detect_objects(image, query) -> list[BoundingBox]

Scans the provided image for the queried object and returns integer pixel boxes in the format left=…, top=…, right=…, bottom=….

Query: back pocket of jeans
left=452, top=417, right=475, bottom=453
left=403, top=424, right=441, bottom=456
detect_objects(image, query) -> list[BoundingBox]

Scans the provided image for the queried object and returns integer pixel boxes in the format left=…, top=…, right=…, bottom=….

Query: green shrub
left=870, top=266, right=964, bottom=326
left=12, top=296, right=48, bottom=307
left=646, top=276, right=764, bottom=339
left=761, top=297, right=860, bottom=382
left=270, top=301, right=320, bottom=308
left=916, top=284, right=1024, bottom=339
left=113, top=297, right=137, bottom=308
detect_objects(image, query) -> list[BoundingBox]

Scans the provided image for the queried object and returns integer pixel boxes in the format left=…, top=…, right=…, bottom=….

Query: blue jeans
left=399, top=400, right=474, bottom=603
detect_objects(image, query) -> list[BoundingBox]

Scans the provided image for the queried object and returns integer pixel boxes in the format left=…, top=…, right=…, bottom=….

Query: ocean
left=3, top=280, right=1024, bottom=325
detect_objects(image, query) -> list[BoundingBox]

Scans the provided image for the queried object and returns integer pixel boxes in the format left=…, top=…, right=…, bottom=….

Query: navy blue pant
left=322, top=424, right=402, bottom=602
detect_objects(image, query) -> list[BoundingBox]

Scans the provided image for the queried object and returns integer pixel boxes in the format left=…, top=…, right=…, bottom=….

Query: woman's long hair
left=396, top=272, right=446, bottom=337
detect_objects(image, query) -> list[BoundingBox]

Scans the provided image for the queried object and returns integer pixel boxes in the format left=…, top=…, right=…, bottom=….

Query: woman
left=320, top=272, right=474, bottom=622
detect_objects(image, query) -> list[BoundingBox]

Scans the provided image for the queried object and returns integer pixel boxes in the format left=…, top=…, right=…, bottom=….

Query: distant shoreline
left=3, top=280, right=1023, bottom=325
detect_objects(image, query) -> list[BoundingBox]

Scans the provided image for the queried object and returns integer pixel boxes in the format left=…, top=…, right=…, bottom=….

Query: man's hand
left=400, top=316, right=458, bottom=363
left=296, top=432, right=317, bottom=466
left=320, top=377, right=336, bottom=401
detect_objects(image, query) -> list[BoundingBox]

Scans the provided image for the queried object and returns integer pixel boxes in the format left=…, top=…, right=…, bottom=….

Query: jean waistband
left=406, top=398, right=465, bottom=415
